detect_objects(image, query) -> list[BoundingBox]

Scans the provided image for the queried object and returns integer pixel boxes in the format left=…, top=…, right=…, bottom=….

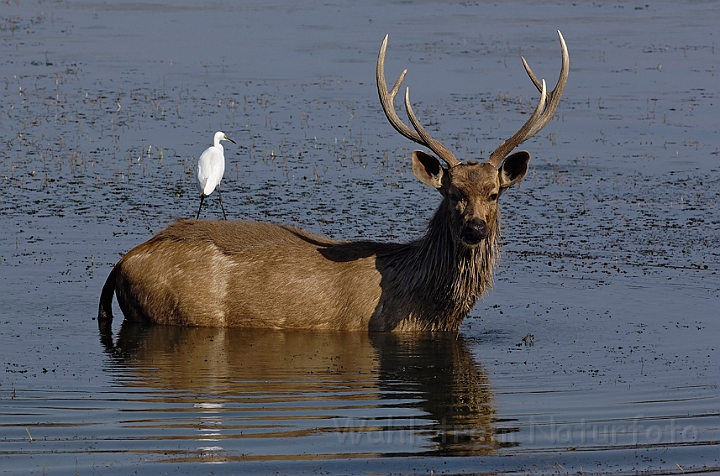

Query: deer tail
left=97, top=265, right=118, bottom=332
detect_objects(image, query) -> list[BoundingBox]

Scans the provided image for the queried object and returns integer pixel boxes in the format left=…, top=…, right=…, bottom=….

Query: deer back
left=111, top=220, right=392, bottom=329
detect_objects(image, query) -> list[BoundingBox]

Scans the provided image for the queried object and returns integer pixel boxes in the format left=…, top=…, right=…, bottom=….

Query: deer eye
left=489, top=193, right=499, bottom=201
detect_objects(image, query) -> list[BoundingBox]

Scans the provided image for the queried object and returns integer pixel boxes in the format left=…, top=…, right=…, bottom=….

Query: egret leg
left=216, top=184, right=228, bottom=220
left=196, top=195, right=205, bottom=220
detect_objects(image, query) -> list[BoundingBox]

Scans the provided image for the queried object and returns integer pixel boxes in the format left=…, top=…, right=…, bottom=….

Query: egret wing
left=197, top=147, right=220, bottom=196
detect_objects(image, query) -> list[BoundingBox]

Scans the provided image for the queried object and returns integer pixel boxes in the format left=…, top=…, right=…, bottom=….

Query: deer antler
left=377, top=35, right=461, bottom=168
left=488, top=30, right=569, bottom=166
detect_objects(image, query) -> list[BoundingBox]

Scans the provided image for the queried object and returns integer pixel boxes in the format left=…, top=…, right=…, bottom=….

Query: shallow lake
left=1, top=0, right=718, bottom=474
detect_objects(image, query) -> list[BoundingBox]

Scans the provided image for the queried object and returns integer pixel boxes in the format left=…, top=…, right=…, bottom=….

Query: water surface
left=1, top=0, right=718, bottom=474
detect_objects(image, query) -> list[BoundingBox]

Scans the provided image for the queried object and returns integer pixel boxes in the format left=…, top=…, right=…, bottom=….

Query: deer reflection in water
left=100, top=324, right=498, bottom=460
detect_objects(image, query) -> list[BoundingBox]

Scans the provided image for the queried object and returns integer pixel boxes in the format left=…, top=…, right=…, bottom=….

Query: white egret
left=196, top=131, right=235, bottom=220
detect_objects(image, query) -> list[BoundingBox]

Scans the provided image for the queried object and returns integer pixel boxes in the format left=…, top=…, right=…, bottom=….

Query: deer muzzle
left=461, top=219, right=490, bottom=245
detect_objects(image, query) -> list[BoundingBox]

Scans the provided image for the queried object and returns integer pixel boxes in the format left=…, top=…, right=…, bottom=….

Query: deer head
left=377, top=32, right=569, bottom=247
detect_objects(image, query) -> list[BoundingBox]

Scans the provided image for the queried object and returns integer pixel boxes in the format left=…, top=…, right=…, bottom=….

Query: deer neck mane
left=380, top=201, right=500, bottom=330
left=417, top=202, right=499, bottom=302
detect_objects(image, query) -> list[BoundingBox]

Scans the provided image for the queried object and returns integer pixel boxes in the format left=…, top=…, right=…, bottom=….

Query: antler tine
left=377, top=34, right=423, bottom=143
left=522, top=31, right=569, bottom=97
left=488, top=30, right=570, bottom=166
left=488, top=80, right=548, bottom=166
left=377, top=34, right=461, bottom=168
left=404, top=88, right=461, bottom=167
left=522, top=30, right=569, bottom=138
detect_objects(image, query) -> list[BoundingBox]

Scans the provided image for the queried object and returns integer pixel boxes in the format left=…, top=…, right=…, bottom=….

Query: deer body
left=104, top=221, right=384, bottom=330
left=101, top=215, right=488, bottom=332
left=98, top=33, right=568, bottom=332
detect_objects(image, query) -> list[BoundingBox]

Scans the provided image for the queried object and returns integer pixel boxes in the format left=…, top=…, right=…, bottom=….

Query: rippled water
left=1, top=0, right=719, bottom=474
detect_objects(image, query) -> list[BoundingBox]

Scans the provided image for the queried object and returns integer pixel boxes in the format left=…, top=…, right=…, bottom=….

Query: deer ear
left=412, top=150, right=444, bottom=189
left=499, top=151, right=530, bottom=191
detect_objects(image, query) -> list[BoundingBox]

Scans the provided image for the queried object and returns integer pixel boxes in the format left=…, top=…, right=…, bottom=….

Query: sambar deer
left=98, top=32, right=569, bottom=332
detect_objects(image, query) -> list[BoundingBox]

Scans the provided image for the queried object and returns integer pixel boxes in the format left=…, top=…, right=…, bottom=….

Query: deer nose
left=461, top=219, right=489, bottom=245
